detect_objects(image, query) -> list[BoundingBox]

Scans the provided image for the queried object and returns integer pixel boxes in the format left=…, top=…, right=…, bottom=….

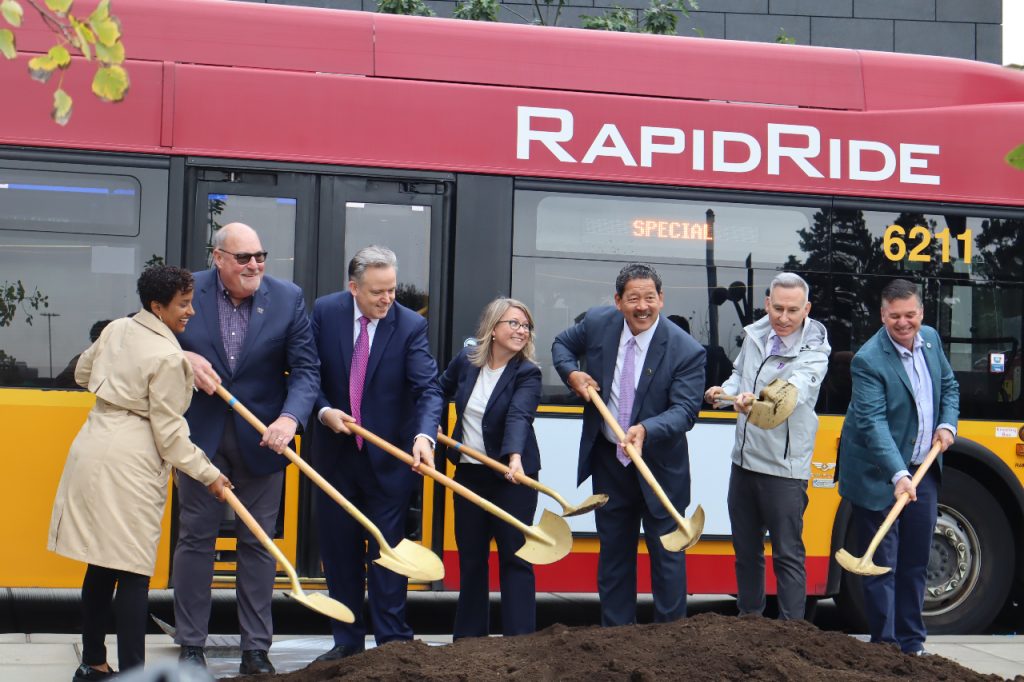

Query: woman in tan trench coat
left=48, top=266, right=231, bottom=682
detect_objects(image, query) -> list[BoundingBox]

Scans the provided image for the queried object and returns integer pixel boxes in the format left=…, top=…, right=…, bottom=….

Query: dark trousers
left=591, top=439, right=687, bottom=626
left=452, top=463, right=538, bottom=639
left=317, top=449, right=413, bottom=648
left=853, top=464, right=939, bottom=654
left=81, top=564, right=150, bottom=672
left=727, top=464, right=809, bottom=620
left=173, top=418, right=284, bottom=651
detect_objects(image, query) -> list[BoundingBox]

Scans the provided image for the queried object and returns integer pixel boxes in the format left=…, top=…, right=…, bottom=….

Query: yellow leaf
left=0, top=28, right=15, bottom=59
left=27, top=54, right=57, bottom=82
left=94, top=39, right=123, bottom=65
left=87, top=0, right=108, bottom=24
left=1, top=0, right=23, bottom=28
left=91, top=64, right=128, bottom=101
left=90, top=16, right=120, bottom=47
left=45, top=0, right=73, bottom=15
left=71, top=18, right=93, bottom=60
left=47, top=44, right=71, bottom=67
left=52, top=87, right=72, bottom=126
left=1008, top=144, right=1024, bottom=172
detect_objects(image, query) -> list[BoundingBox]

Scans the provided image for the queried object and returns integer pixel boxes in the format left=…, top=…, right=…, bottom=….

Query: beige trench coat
left=48, top=310, right=220, bottom=576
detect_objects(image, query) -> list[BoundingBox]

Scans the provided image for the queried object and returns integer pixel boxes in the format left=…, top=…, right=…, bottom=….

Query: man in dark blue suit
left=838, top=278, right=958, bottom=655
left=173, top=222, right=319, bottom=675
left=552, top=263, right=705, bottom=626
left=309, top=245, right=443, bottom=661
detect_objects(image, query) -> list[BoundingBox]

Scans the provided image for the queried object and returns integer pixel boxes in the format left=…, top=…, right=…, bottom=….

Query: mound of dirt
left=234, top=613, right=1012, bottom=681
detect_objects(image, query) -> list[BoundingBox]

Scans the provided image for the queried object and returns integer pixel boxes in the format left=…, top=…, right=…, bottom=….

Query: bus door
left=311, top=175, right=450, bottom=582
left=180, top=167, right=317, bottom=587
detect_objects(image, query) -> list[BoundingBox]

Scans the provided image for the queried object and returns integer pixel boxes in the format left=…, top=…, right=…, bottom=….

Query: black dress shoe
left=178, top=645, right=206, bottom=667
left=73, top=663, right=116, bottom=681
left=239, top=649, right=275, bottom=675
left=314, top=644, right=364, bottom=662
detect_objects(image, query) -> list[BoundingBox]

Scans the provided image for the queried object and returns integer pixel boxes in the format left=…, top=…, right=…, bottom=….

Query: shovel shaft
left=214, top=385, right=390, bottom=549
left=350, top=423, right=547, bottom=543
left=435, top=432, right=573, bottom=510
left=586, top=387, right=689, bottom=529
left=715, top=393, right=752, bottom=406
left=862, top=441, right=943, bottom=560
left=222, top=488, right=301, bottom=589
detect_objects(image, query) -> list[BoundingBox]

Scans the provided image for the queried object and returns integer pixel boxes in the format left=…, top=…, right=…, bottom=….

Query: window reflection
left=344, top=203, right=430, bottom=315
left=206, top=194, right=296, bottom=282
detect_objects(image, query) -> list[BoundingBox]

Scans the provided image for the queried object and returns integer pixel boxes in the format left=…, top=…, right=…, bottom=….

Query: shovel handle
left=586, top=386, right=689, bottom=529
left=714, top=393, right=752, bottom=406
left=348, top=422, right=543, bottom=541
left=214, top=385, right=390, bottom=549
left=435, top=432, right=572, bottom=509
left=222, top=488, right=301, bottom=589
left=861, top=441, right=943, bottom=559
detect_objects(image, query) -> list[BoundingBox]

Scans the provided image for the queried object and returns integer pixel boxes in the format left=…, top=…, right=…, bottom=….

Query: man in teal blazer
left=838, top=279, right=958, bottom=655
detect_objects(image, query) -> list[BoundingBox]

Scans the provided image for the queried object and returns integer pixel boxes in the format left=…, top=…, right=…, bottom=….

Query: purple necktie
left=350, top=315, right=369, bottom=449
left=769, top=334, right=783, bottom=357
left=616, top=337, right=637, bottom=467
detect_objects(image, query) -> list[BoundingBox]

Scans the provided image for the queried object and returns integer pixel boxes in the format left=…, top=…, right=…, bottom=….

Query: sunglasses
left=217, top=248, right=268, bottom=265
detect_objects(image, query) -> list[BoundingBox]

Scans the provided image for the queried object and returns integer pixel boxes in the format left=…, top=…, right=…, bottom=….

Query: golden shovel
left=436, top=432, right=609, bottom=517
left=347, top=422, right=573, bottom=565
left=587, top=386, right=705, bottom=552
left=715, top=378, right=798, bottom=430
left=215, top=386, right=444, bottom=582
left=835, top=442, right=942, bottom=576
left=221, top=488, right=354, bottom=623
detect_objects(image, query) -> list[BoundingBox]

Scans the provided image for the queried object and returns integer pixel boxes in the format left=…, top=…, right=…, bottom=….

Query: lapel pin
left=926, top=342, right=932, bottom=348
left=645, top=368, right=653, bottom=376
left=256, top=307, right=264, bottom=314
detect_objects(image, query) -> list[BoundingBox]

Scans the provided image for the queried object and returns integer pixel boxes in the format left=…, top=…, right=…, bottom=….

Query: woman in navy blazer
left=439, top=298, right=542, bottom=639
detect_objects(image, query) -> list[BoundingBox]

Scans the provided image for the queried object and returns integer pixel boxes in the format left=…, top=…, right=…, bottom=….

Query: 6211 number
left=883, top=225, right=972, bottom=263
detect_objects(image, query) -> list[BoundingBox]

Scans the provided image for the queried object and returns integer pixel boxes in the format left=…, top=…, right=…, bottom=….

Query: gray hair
left=348, top=245, right=398, bottom=283
left=769, top=272, right=810, bottom=303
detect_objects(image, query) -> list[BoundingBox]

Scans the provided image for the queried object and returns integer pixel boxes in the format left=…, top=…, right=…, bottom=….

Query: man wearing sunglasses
left=172, top=222, right=319, bottom=675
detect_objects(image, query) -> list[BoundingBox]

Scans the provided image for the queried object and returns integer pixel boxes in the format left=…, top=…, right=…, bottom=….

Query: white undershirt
left=460, top=364, right=506, bottom=464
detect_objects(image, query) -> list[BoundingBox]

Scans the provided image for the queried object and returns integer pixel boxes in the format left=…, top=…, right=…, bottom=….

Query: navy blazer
left=178, top=269, right=320, bottom=476
left=439, top=348, right=542, bottom=476
left=552, top=307, right=705, bottom=512
left=309, top=292, right=444, bottom=495
left=838, top=325, right=959, bottom=511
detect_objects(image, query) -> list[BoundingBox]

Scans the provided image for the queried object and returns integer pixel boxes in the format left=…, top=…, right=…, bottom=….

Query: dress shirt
left=460, top=363, right=507, bottom=464
left=603, top=316, right=659, bottom=444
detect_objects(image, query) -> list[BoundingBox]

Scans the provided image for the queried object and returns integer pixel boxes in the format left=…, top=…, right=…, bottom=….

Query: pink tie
left=616, top=337, right=637, bottom=467
left=350, top=315, right=369, bottom=449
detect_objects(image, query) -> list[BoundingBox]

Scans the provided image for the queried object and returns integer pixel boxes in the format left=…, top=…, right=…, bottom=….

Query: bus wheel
left=924, top=468, right=1013, bottom=634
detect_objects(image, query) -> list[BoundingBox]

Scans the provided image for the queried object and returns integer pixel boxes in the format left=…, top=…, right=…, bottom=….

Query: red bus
left=2, top=0, right=1023, bottom=634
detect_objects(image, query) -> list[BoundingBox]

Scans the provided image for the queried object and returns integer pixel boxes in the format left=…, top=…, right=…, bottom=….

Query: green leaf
left=90, top=16, right=120, bottom=46
left=27, top=54, right=58, bottom=82
left=45, top=0, right=73, bottom=15
left=71, top=17, right=94, bottom=60
left=91, top=64, right=128, bottom=101
left=0, top=28, right=14, bottom=59
left=1, top=0, right=23, bottom=27
left=48, top=44, right=71, bottom=67
left=87, top=0, right=108, bottom=24
left=1008, top=144, right=1024, bottom=172
left=94, top=39, right=123, bottom=64
left=52, top=87, right=72, bottom=125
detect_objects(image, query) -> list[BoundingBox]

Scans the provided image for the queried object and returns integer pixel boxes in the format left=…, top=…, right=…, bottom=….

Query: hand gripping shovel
left=715, top=378, right=798, bottom=430
left=587, top=386, right=705, bottom=552
left=215, top=386, right=444, bottom=582
left=436, top=432, right=609, bottom=517
left=835, top=441, right=942, bottom=576
left=221, top=488, right=354, bottom=622
left=347, top=422, right=572, bottom=565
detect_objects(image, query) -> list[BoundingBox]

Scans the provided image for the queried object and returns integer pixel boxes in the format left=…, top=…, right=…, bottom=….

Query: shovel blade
left=659, top=504, right=705, bottom=552
left=287, top=590, right=355, bottom=623
left=560, top=493, right=610, bottom=518
left=514, top=510, right=573, bottom=565
left=834, top=548, right=892, bottom=576
left=747, top=379, right=798, bottom=430
left=373, top=539, right=446, bottom=582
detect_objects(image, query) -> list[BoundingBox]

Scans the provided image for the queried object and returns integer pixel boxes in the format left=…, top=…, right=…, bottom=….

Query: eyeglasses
left=217, top=248, right=268, bottom=265
left=498, top=319, right=533, bottom=333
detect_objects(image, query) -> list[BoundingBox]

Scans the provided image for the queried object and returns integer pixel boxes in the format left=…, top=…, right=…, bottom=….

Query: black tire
left=835, top=468, right=1014, bottom=635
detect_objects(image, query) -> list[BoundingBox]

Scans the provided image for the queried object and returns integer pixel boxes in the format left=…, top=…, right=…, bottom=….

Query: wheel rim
left=924, top=504, right=979, bottom=617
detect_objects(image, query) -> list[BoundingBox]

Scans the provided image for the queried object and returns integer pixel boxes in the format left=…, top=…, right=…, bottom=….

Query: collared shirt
left=353, top=301, right=381, bottom=348
left=765, top=327, right=799, bottom=357
left=886, top=330, right=956, bottom=484
left=603, top=316, right=659, bottom=444
left=215, top=273, right=253, bottom=373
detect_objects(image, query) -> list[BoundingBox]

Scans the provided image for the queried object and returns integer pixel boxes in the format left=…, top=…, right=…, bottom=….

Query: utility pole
left=41, top=312, right=60, bottom=378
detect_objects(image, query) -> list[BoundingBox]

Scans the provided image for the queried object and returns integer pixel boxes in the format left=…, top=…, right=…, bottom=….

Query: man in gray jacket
left=705, top=272, right=830, bottom=620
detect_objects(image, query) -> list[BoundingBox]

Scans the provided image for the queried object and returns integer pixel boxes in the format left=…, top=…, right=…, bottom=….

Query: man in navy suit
left=552, top=263, right=705, bottom=626
left=310, top=245, right=443, bottom=661
left=838, top=278, right=958, bottom=655
left=173, top=222, right=319, bottom=675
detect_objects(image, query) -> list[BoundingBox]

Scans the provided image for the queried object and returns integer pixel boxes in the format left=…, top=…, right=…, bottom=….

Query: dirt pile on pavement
left=233, top=612, right=1012, bottom=681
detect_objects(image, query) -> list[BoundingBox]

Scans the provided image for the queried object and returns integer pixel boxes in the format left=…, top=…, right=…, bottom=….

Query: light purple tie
left=350, top=315, right=369, bottom=449
left=616, top=337, right=637, bottom=467
left=769, top=334, right=783, bottom=357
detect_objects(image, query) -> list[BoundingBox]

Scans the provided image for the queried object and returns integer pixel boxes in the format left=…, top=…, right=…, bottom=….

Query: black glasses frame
left=216, top=248, right=268, bottom=265
left=497, top=319, right=533, bottom=333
